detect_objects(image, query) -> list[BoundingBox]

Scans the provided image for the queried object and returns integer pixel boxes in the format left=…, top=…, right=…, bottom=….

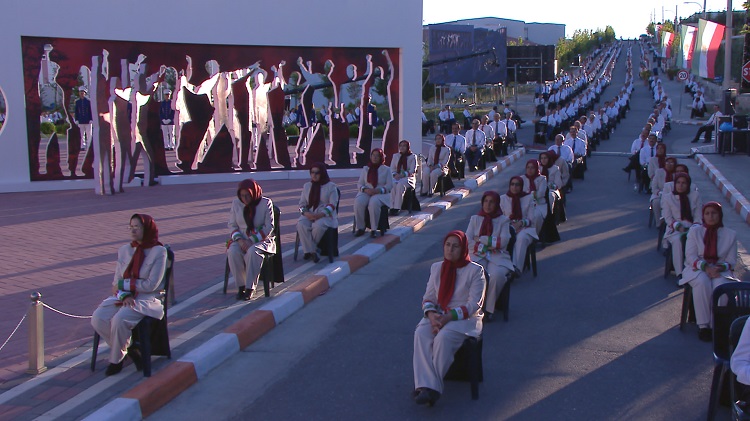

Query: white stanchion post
left=27, top=292, right=47, bottom=375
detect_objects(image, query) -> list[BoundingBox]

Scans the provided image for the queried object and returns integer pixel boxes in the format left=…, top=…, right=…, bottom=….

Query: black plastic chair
left=449, top=152, right=465, bottom=180
left=444, top=335, right=483, bottom=400
left=729, top=315, right=750, bottom=421
left=401, top=187, right=422, bottom=214
left=354, top=204, right=390, bottom=236
left=437, top=173, right=455, bottom=197
left=708, top=282, right=750, bottom=421
left=294, top=187, right=341, bottom=263
left=223, top=205, right=284, bottom=297
left=680, top=283, right=697, bottom=330
left=91, top=245, right=174, bottom=377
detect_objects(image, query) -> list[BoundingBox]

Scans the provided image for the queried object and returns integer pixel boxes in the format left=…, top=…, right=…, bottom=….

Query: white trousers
left=413, top=320, right=468, bottom=393
left=421, top=167, right=447, bottom=195
left=227, top=241, right=264, bottom=291
left=651, top=196, right=662, bottom=227
left=91, top=303, right=144, bottom=364
left=391, top=177, right=415, bottom=210
left=666, top=235, right=685, bottom=275
left=296, top=217, right=330, bottom=254
left=354, top=192, right=390, bottom=230
left=513, top=229, right=535, bottom=270
left=689, top=274, right=732, bottom=328
left=161, top=125, right=175, bottom=149
left=477, top=259, right=510, bottom=314
left=77, top=123, right=93, bottom=148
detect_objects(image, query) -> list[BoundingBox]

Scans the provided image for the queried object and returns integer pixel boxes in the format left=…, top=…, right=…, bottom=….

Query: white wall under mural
left=0, top=0, right=422, bottom=193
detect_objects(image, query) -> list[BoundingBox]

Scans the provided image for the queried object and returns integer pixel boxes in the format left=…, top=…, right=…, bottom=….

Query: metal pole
left=723, top=0, right=732, bottom=89
left=703, top=0, right=707, bottom=18
left=27, top=292, right=47, bottom=375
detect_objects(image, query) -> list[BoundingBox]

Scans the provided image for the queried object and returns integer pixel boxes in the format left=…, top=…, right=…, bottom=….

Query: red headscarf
left=237, top=179, right=263, bottom=235
left=525, top=159, right=541, bottom=192
left=539, top=151, right=556, bottom=178
left=664, top=157, right=677, bottom=183
left=656, top=143, right=667, bottom=169
left=478, top=191, right=503, bottom=236
left=367, top=149, right=384, bottom=187
left=123, top=214, right=163, bottom=282
left=672, top=172, right=693, bottom=223
left=396, top=140, right=412, bottom=173
left=702, top=202, right=724, bottom=265
left=307, top=163, right=331, bottom=210
left=438, top=230, right=472, bottom=311
left=506, top=176, right=528, bottom=221
left=433, top=135, right=445, bottom=166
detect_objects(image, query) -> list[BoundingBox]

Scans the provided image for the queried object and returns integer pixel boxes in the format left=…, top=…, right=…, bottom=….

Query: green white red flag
left=678, top=25, right=698, bottom=70
left=691, top=19, right=725, bottom=79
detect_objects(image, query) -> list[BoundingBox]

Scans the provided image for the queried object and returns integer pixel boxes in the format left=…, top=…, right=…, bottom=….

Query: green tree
left=646, top=22, right=656, bottom=36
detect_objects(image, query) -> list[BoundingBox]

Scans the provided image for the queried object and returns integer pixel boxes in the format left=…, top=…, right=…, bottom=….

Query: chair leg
left=707, top=363, right=727, bottom=421
left=664, top=245, right=673, bottom=279
left=530, top=246, right=537, bottom=277
left=680, top=284, right=692, bottom=331
left=262, top=256, right=273, bottom=297
left=91, top=332, right=100, bottom=372
left=500, top=277, right=511, bottom=322
left=648, top=206, right=654, bottom=228
left=293, top=232, right=300, bottom=261
left=140, top=321, right=152, bottom=377
left=223, top=257, right=230, bottom=294
left=468, top=337, right=482, bottom=400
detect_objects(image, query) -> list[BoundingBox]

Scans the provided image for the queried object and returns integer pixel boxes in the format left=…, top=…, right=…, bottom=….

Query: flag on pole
left=678, top=25, right=698, bottom=70
left=692, top=18, right=725, bottom=79
left=661, top=31, right=675, bottom=59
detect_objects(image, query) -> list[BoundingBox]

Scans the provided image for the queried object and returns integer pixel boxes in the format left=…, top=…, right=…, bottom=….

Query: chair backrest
left=271, top=205, right=284, bottom=281
left=162, top=244, right=174, bottom=312
left=733, top=114, right=748, bottom=130
left=506, top=226, right=517, bottom=258
left=335, top=187, right=341, bottom=213
left=730, top=315, right=749, bottom=355
left=713, top=282, right=750, bottom=360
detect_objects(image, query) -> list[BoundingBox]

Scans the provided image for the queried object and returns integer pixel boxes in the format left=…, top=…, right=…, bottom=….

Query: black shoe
left=311, top=253, right=320, bottom=263
left=415, top=388, right=440, bottom=406
left=389, top=208, right=400, bottom=216
left=370, top=230, right=377, bottom=238
left=303, top=252, right=312, bottom=261
left=420, top=192, right=428, bottom=197
left=699, top=328, right=713, bottom=342
left=354, top=229, right=365, bottom=237
left=483, top=312, right=494, bottom=323
left=127, top=347, right=143, bottom=372
left=243, top=289, right=254, bottom=301
left=690, top=139, right=698, bottom=143
left=105, top=361, right=124, bottom=376
left=236, top=286, right=246, bottom=300
left=622, top=167, right=630, bottom=173
left=702, top=140, right=712, bottom=143
left=427, top=193, right=434, bottom=197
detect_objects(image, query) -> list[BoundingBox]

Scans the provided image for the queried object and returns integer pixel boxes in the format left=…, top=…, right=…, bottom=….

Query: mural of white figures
left=20, top=36, right=401, bottom=192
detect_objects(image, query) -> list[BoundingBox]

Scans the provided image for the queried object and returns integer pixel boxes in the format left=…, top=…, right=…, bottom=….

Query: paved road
left=150, top=43, right=749, bottom=421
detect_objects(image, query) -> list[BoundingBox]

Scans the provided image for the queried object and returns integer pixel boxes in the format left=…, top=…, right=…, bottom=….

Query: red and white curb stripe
left=694, top=154, right=750, bottom=226
left=83, top=148, right=525, bottom=421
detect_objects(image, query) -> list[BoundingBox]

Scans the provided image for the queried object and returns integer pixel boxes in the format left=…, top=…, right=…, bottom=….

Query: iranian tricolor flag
left=661, top=31, right=675, bottom=59
left=679, top=25, right=698, bottom=69
left=691, top=19, right=725, bottom=79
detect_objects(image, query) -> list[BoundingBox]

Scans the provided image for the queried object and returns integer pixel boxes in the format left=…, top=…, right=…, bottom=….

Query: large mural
left=21, top=36, right=400, bottom=193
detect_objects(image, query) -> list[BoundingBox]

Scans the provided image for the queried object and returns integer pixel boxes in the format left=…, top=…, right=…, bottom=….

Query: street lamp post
left=683, top=1, right=706, bottom=19
left=723, top=0, right=732, bottom=89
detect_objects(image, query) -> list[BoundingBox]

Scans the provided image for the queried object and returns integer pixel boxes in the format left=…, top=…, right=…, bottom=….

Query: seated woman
left=650, top=157, right=676, bottom=226
left=227, top=179, right=276, bottom=301
left=389, top=140, right=417, bottom=215
left=520, top=159, right=547, bottom=235
left=500, top=176, right=538, bottom=272
left=465, top=191, right=513, bottom=322
left=413, top=230, right=485, bottom=406
left=662, top=173, right=702, bottom=279
left=297, top=163, right=339, bottom=263
left=662, top=163, right=693, bottom=195
left=354, top=148, right=393, bottom=238
left=647, top=142, right=667, bottom=182
left=680, top=202, right=737, bottom=342
left=91, top=214, right=167, bottom=376
left=420, top=134, right=451, bottom=197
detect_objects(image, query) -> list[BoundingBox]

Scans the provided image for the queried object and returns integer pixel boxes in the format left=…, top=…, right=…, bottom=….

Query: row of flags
left=658, top=19, right=725, bottom=79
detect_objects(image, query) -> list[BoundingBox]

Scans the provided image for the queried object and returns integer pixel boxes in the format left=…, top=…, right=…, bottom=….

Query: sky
left=423, top=0, right=738, bottom=40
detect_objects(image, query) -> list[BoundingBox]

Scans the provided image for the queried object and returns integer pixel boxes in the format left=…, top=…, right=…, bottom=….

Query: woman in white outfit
left=520, top=159, right=547, bottom=234
left=226, top=179, right=277, bottom=300
left=354, top=148, right=393, bottom=238
left=413, top=230, right=485, bottom=406
left=680, top=202, right=737, bottom=342
left=465, top=191, right=513, bottom=321
left=499, top=176, right=538, bottom=272
left=296, top=163, right=338, bottom=263
left=389, top=140, right=417, bottom=215
left=420, top=134, right=451, bottom=197
left=91, top=214, right=167, bottom=376
left=650, top=157, right=676, bottom=226
left=661, top=172, right=702, bottom=277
